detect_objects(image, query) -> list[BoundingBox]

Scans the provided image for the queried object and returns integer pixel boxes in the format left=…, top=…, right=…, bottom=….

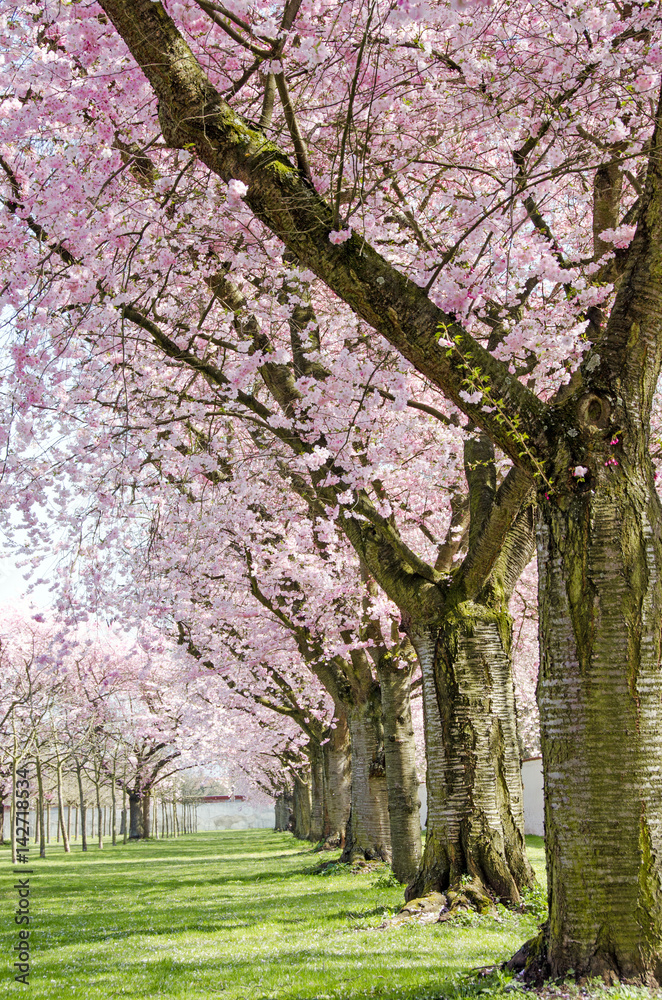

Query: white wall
left=196, top=799, right=274, bottom=832
left=521, top=757, right=544, bottom=836
left=418, top=782, right=428, bottom=829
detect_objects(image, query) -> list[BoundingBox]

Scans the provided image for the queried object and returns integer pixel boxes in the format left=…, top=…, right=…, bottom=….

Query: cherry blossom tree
left=98, top=466, right=421, bottom=875
left=0, top=608, right=66, bottom=860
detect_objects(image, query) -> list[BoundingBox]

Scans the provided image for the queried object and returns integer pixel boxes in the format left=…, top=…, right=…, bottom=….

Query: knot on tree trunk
left=577, top=393, right=610, bottom=432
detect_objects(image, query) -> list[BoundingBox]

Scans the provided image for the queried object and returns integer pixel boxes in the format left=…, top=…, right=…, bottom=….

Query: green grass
left=0, top=832, right=657, bottom=999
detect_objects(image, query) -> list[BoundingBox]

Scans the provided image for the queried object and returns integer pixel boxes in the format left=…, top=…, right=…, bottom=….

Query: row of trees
left=2, top=0, right=661, bottom=984
left=2, top=784, right=200, bottom=851
left=0, top=610, right=249, bottom=860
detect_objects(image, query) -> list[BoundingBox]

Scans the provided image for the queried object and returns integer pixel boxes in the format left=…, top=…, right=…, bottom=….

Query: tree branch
left=96, top=0, right=550, bottom=472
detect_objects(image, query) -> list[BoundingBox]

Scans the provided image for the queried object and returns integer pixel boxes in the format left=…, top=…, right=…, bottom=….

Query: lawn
left=0, top=832, right=657, bottom=999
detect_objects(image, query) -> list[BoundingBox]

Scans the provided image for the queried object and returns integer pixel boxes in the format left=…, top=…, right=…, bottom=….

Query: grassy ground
left=0, top=831, right=658, bottom=1000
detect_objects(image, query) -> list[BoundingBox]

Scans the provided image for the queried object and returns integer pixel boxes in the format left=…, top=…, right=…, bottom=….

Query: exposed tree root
left=503, top=931, right=660, bottom=990
left=339, top=823, right=390, bottom=865
left=307, top=857, right=393, bottom=878
left=404, top=822, right=533, bottom=906
left=313, top=833, right=345, bottom=852
left=391, top=877, right=498, bottom=927
left=504, top=930, right=550, bottom=986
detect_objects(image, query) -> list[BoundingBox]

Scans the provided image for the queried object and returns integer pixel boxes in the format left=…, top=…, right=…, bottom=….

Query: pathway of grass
left=0, top=832, right=656, bottom=1000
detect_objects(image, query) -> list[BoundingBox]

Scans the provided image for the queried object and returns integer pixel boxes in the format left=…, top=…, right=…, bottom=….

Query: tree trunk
left=122, top=777, right=128, bottom=844
left=341, top=689, right=391, bottom=864
left=128, top=793, right=143, bottom=839
left=11, top=757, right=17, bottom=865
left=274, top=791, right=293, bottom=832
left=35, top=757, right=46, bottom=859
left=322, top=711, right=351, bottom=848
left=111, top=772, right=117, bottom=846
left=95, top=776, right=103, bottom=849
left=308, top=739, right=325, bottom=844
left=532, top=480, right=662, bottom=983
left=142, top=793, right=151, bottom=840
left=292, top=771, right=312, bottom=840
left=407, top=609, right=533, bottom=905
left=56, top=764, right=70, bottom=853
left=378, top=659, right=422, bottom=883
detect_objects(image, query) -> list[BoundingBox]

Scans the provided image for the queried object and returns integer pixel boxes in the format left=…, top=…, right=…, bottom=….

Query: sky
left=0, top=555, right=53, bottom=609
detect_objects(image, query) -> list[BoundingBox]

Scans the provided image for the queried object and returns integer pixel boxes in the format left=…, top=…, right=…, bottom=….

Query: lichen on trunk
left=308, top=738, right=325, bottom=844
left=404, top=439, right=536, bottom=908
left=378, top=655, right=422, bottom=883
left=128, top=793, right=144, bottom=840
left=292, top=770, right=312, bottom=841
left=274, top=790, right=293, bottom=832
left=534, top=471, right=662, bottom=984
left=322, top=709, right=351, bottom=848
left=341, top=689, right=391, bottom=864
left=407, top=607, right=534, bottom=906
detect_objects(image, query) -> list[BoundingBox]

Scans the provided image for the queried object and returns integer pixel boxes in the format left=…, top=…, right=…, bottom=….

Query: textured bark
left=536, top=475, right=662, bottom=983
left=378, top=660, right=422, bottom=883
left=76, top=762, right=87, bottom=852
left=341, top=689, right=391, bottom=864
left=405, top=445, right=535, bottom=904
left=408, top=614, right=533, bottom=904
left=274, top=791, right=293, bottom=832
left=10, top=758, right=17, bottom=865
left=95, top=777, right=104, bottom=849
left=56, top=763, right=70, bottom=853
left=308, top=739, right=325, bottom=843
left=111, top=773, right=117, bottom=846
left=512, top=90, right=662, bottom=982
left=412, top=626, right=448, bottom=894
left=35, top=756, right=46, bottom=859
left=142, top=793, right=151, bottom=840
left=129, top=793, right=144, bottom=839
left=322, top=710, right=351, bottom=847
left=292, top=771, right=312, bottom=841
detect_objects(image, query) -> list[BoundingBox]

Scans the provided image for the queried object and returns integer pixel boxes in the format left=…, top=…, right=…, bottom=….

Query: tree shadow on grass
left=35, top=943, right=511, bottom=1000
left=34, top=879, right=403, bottom=952
left=8, top=832, right=534, bottom=1000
